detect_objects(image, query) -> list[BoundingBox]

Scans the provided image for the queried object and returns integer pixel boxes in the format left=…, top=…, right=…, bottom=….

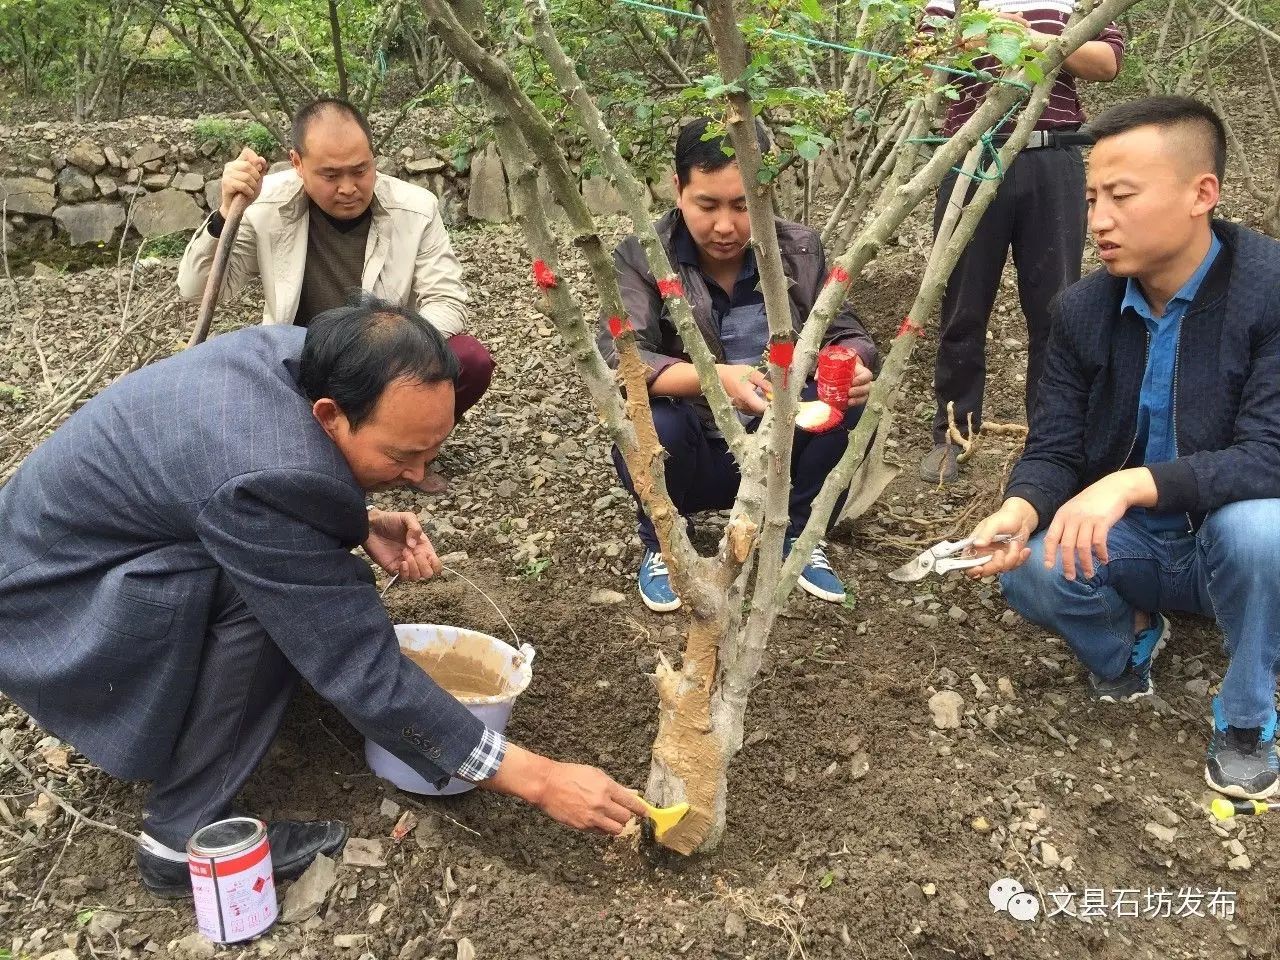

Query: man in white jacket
left=177, top=97, right=494, bottom=491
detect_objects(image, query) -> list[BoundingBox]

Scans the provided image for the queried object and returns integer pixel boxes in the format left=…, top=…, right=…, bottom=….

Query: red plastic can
left=188, top=817, right=277, bottom=943
left=816, top=345, right=861, bottom=411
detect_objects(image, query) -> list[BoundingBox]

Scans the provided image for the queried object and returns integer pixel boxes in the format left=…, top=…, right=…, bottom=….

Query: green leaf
left=800, top=0, right=825, bottom=22
left=986, top=32, right=1023, bottom=67
left=757, top=167, right=777, bottom=184
left=797, top=139, right=822, bottom=162
left=1023, top=60, right=1045, bottom=83
left=819, top=871, right=836, bottom=889
left=77, top=910, right=94, bottom=926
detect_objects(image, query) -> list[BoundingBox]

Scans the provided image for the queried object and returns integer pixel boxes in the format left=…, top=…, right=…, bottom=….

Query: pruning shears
left=888, top=534, right=1020, bottom=583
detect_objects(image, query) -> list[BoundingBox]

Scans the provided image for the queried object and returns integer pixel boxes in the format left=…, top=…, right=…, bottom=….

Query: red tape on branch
left=607, top=315, right=632, bottom=339
left=657, top=277, right=685, bottom=299
left=896, top=316, right=926, bottom=338
left=532, top=259, right=558, bottom=289
left=768, top=340, right=794, bottom=369
left=825, top=266, right=850, bottom=287
left=768, top=339, right=795, bottom=387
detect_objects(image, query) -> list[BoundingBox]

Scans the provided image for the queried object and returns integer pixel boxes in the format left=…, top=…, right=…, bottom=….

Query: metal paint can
left=187, top=817, right=277, bottom=943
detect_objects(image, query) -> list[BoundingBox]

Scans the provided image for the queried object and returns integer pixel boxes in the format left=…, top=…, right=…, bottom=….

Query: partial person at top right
left=919, top=0, right=1125, bottom=483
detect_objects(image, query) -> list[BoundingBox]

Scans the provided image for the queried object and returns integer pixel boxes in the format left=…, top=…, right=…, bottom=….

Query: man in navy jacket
left=0, top=296, right=645, bottom=897
left=966, top=97, right=1280, bottom=799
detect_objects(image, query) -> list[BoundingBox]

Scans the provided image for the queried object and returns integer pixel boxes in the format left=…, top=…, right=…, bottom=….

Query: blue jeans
left=612, top=383, right=863, bottom=553
left=1000, top=500, right=1280, bottom=729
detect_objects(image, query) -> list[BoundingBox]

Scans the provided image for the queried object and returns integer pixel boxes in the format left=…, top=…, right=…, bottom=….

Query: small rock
left=88, top=911, right=124, bottom=937
left=928, top=690, right=965, bottom=730
left=334, top=934, right=365, bottom=949
left=849, top=752, right=870, bottom=781
left=456, top=938, right=476, bottom=960
left=1144, top=822, right=1177, bottom=844
left=724, top=911, right=747, bottom=937
left=1039, top=842, right=1061, bottom=868
left=1185, top=677, right=1210, bottom=696
left=948, top=605, right=968, bottom=623
left=969, top=674, right=989, bottom=699
left=174, top=933, right=215, bottom=959
left=36, top=952, right=79, bottom=960
left=996, top=677, right=1016, bottom=699
left=922, top=882, right=937, bottom=897
left=130, top=142, right=167, bottom=167
left=1228, top=853, right=1252, bottom=871
left=281, top=853, right=337, bottom=923
left=56, top=166, right=97, bottom=202
left=66, top=140, right=107, bottom=174
left=970, top=816, right=992, bottom=834
left=342, top=838, right=386, bottom=868
left=404, top=156, right=448, bottom=175
left=589, top=588, right=625, bottom=605
left=913, top=613, right=939, bottom=630
left=174, top=172, right=206, bottom=192
left=367, top=902, right=386, bottom=925
left=25, top=793, right=58, bottom=828
left=380, top=798, right=401, bottom=818
left=999, top=610, right=1019, bottom=626
left=439, top=550, right=469, bottom=565
left=399, top=937, right=430, bottom=960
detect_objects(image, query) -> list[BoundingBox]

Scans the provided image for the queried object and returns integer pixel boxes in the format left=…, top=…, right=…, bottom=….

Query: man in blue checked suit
left=0, top=295, right=646, bottom=897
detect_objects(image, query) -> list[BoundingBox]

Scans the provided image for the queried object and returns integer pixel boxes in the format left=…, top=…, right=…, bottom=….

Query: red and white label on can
left=189, top=831, right=277, bottom=943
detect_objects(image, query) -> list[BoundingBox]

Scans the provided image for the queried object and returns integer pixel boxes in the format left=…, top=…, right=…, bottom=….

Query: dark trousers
left=612, top=385, right=863, bottom=553
left=931, top=146, right=1086, bottom=445
left=143, top=575, right=295, bottom=849
left=448, top=334, right=496, bottom=418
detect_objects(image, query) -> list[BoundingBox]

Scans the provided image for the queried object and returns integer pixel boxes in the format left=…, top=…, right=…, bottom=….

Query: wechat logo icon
left=990, top=878, right=1041, bottom=922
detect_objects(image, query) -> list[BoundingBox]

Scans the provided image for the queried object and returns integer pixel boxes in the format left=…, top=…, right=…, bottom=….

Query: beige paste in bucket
left=404, top=638, right=513, bottom=702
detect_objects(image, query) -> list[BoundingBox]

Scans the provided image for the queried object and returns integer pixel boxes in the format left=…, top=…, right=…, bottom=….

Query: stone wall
left=0, top=113, right=674, bottom=252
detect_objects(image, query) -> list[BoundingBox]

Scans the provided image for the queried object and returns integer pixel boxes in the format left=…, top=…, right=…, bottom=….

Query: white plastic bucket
left=365, top=624, right=535, bottom=796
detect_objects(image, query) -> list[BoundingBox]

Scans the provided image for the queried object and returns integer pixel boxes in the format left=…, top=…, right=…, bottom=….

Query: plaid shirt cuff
left=455, top=728, right=507, bottom=782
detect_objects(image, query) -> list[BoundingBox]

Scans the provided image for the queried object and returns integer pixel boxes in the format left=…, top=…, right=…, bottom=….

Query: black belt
left=990, top=128, right=1095, bottom=149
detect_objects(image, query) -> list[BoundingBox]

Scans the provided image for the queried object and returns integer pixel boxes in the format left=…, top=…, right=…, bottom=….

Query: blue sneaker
left=787, top=539, right=847, bottom=603
left=638, top=549, right=681, bottom=613
left=1206, top=698, right=1280, bottom=800
left=1087, top=612, right=1169, bottom=703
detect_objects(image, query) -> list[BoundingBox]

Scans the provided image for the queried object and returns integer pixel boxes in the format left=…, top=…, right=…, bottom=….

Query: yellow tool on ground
left=637, top=797, right=690, bottom=839
left=1210, top=796, right=1269, bottom=820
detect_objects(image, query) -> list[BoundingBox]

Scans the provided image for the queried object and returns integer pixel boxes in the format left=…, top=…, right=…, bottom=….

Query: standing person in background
left=919, top=1, right=1125, bottom=483
left=177, top=97, right=494, bottom=494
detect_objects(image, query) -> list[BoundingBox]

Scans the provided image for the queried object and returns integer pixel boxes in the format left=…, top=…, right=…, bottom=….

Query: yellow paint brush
left=1210, top=796, right=1269, bottom=820
left=636, top=797, right=690, bottom=839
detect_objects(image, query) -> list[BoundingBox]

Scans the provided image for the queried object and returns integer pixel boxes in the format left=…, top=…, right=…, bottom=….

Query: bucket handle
left=379, top=564, right=528, bottom=658
left=441, top=564, right=523, bottom=650
left=516, top=642, right=537, bottom=668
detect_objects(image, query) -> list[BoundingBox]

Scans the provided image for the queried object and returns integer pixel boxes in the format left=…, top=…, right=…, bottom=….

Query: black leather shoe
left=137, top=819, right=349, bottom=899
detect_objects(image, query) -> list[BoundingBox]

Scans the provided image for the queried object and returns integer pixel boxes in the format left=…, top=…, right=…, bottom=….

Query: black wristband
left=207, top=209, right=226, bottom=239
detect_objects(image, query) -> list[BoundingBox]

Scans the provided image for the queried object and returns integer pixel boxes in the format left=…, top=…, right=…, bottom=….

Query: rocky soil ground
left=3, top=152, right=1280, bottom=958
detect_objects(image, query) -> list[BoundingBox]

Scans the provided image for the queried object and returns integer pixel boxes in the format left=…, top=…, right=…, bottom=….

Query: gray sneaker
left=919, top=443, right=959, bottom=483
left=1205, top=697, right=1280, bottom=800
left=1087, top=614, right=1169, bottom=703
